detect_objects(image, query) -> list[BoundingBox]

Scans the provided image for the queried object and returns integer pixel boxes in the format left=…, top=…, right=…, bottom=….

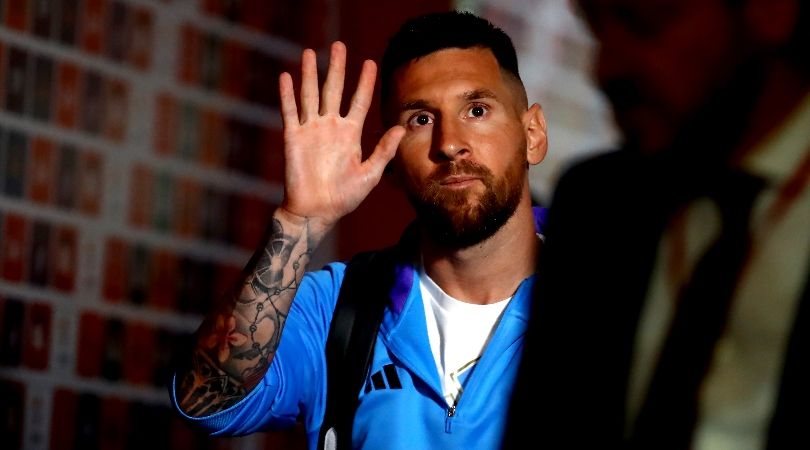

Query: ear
left=744, top=0, right=798, bottom=46
left=523, top=103, right=548, bottom=165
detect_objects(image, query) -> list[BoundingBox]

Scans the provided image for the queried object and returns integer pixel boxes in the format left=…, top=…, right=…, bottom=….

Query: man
left=506, top=0, right=809, bottom=448
left=172, top=11, right=548, bottom=450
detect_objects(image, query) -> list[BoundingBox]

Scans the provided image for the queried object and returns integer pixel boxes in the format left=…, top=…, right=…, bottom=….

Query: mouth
left=439, top=175, right=481, bottom=188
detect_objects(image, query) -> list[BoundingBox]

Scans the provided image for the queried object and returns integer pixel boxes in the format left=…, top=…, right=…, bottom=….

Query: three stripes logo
left=364, top=364, right=402, bottom=393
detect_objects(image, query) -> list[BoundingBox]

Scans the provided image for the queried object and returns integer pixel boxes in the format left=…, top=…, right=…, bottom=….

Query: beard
left=407, top=156, right=526, bottom=249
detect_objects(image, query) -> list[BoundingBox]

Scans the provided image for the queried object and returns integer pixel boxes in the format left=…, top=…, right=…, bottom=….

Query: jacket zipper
left=445, top=403, right=457, bottom=433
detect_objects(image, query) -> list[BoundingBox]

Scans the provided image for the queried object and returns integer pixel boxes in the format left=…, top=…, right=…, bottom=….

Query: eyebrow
left=397, top=89, right=500, bottom=113
left=462, top=88, right=498, bottom=102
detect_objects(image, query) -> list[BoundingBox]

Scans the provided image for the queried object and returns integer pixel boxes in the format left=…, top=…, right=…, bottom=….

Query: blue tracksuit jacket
left=172, top=208, right=546, bottom=449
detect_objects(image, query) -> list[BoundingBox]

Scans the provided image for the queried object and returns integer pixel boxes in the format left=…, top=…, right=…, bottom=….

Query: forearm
left=176, top=208, right=330, bottom=417
left=175, top=39, right=400, bottom=418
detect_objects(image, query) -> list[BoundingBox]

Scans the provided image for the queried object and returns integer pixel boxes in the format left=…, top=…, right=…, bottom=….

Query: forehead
left=391, top=47, right=513, bottom=105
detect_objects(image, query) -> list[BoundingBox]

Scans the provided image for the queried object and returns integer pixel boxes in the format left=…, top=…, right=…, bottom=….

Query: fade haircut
left=380, top=11, right=524, bottom=108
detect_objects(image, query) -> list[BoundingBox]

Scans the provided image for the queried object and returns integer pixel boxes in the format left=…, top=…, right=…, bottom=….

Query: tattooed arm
left=175, top=42, right=404, bottom=417
left=176, top=210, right=321, bottom=415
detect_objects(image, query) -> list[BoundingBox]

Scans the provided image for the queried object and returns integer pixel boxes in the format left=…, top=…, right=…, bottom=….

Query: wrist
left=274, top=207, right=334, bottom=241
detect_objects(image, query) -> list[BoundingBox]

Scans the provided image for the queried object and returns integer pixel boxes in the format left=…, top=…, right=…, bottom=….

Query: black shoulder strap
left=317, top=246, right=398, bottom=450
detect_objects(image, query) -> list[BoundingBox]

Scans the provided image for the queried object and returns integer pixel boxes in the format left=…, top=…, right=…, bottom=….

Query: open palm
left=278, top=41, right=405, bottom=228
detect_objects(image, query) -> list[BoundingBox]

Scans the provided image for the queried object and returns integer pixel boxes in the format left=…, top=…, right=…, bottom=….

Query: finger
left=299, top=48, right=319, bottom=123
left=320, top=41, right=346, bottom=116
left=361, top=125, right=405, bottom=186
left=346, top=60, right=377, bottom=124
left=278, top=72, right=299, bottom=131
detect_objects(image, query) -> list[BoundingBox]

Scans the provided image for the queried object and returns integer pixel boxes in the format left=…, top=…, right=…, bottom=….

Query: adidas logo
left=364, top=364, right=402, bottom=393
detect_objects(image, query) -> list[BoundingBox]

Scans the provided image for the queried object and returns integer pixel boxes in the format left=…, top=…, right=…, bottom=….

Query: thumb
left=362, top=125, right=405, bottom=186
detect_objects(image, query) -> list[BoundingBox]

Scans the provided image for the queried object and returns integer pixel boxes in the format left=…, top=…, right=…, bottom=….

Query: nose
left=433, top=117, right=470, bottom=161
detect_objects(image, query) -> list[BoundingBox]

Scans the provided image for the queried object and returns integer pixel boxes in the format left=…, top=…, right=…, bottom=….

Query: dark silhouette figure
left=506, top=0, right=809, bottom=448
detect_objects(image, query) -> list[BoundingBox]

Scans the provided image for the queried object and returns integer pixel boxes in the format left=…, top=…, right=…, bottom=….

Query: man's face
left=580, top=0, right=748, bottom=154
left=386, top=47, right=541, bottom=248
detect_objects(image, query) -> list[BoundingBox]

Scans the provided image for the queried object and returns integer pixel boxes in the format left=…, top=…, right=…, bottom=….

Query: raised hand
left=176, top=43, right=404, bottom=417
left=278, top=41, right=405, bottom=231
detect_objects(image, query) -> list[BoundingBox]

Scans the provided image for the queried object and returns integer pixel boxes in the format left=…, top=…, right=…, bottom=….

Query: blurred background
left=0, top=0, right=616, bottom=448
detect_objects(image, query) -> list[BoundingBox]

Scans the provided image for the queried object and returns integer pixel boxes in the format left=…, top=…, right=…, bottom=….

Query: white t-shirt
left=419, top=266, right=512, bottom=407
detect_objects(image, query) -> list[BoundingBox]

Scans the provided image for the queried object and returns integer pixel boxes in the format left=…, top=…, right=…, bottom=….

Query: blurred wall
left=0, top=1, right=448, bottom=449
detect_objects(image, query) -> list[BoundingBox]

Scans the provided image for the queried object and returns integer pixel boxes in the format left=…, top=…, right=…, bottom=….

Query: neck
left=419, top=193, right=539, bottom=304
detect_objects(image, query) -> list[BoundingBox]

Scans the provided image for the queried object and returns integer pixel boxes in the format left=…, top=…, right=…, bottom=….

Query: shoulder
left=294, top=262, right=349, bottom=310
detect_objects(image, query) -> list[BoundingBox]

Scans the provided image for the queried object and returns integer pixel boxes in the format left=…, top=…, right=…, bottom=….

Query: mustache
left=427, top=159, right=493, bottom=184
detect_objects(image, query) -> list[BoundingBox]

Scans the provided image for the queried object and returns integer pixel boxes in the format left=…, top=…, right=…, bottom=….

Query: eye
left=467, top=104, right=488, bottom=118
left=407, top=112, right=434, bottom=127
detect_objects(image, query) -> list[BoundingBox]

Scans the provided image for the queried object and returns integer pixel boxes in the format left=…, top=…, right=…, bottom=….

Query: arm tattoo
left=177, top=216, right=314, bottom=416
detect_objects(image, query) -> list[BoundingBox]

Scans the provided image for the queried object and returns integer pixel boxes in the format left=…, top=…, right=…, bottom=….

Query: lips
left=439, top=175, right=480, bottom=186
left=427, top=160, right=493, bottom=190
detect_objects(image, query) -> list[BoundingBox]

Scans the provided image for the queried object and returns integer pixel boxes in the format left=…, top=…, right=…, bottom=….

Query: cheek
left=475, top=123, right=526, bottom=164
left=395, top=132, right=431, bottom=168
left=397, top=131, right=429, bottom=153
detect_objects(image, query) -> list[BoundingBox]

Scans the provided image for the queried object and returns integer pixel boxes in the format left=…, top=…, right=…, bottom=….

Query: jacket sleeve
left=170, top=262, right=347, bottom=437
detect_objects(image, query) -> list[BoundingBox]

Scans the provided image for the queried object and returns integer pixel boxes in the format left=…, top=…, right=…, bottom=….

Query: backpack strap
left=317, top=245, right=399, bottom=450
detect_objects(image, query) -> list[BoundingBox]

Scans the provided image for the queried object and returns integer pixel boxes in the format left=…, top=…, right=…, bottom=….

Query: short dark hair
left=380, top=10, right=522, bottom=106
